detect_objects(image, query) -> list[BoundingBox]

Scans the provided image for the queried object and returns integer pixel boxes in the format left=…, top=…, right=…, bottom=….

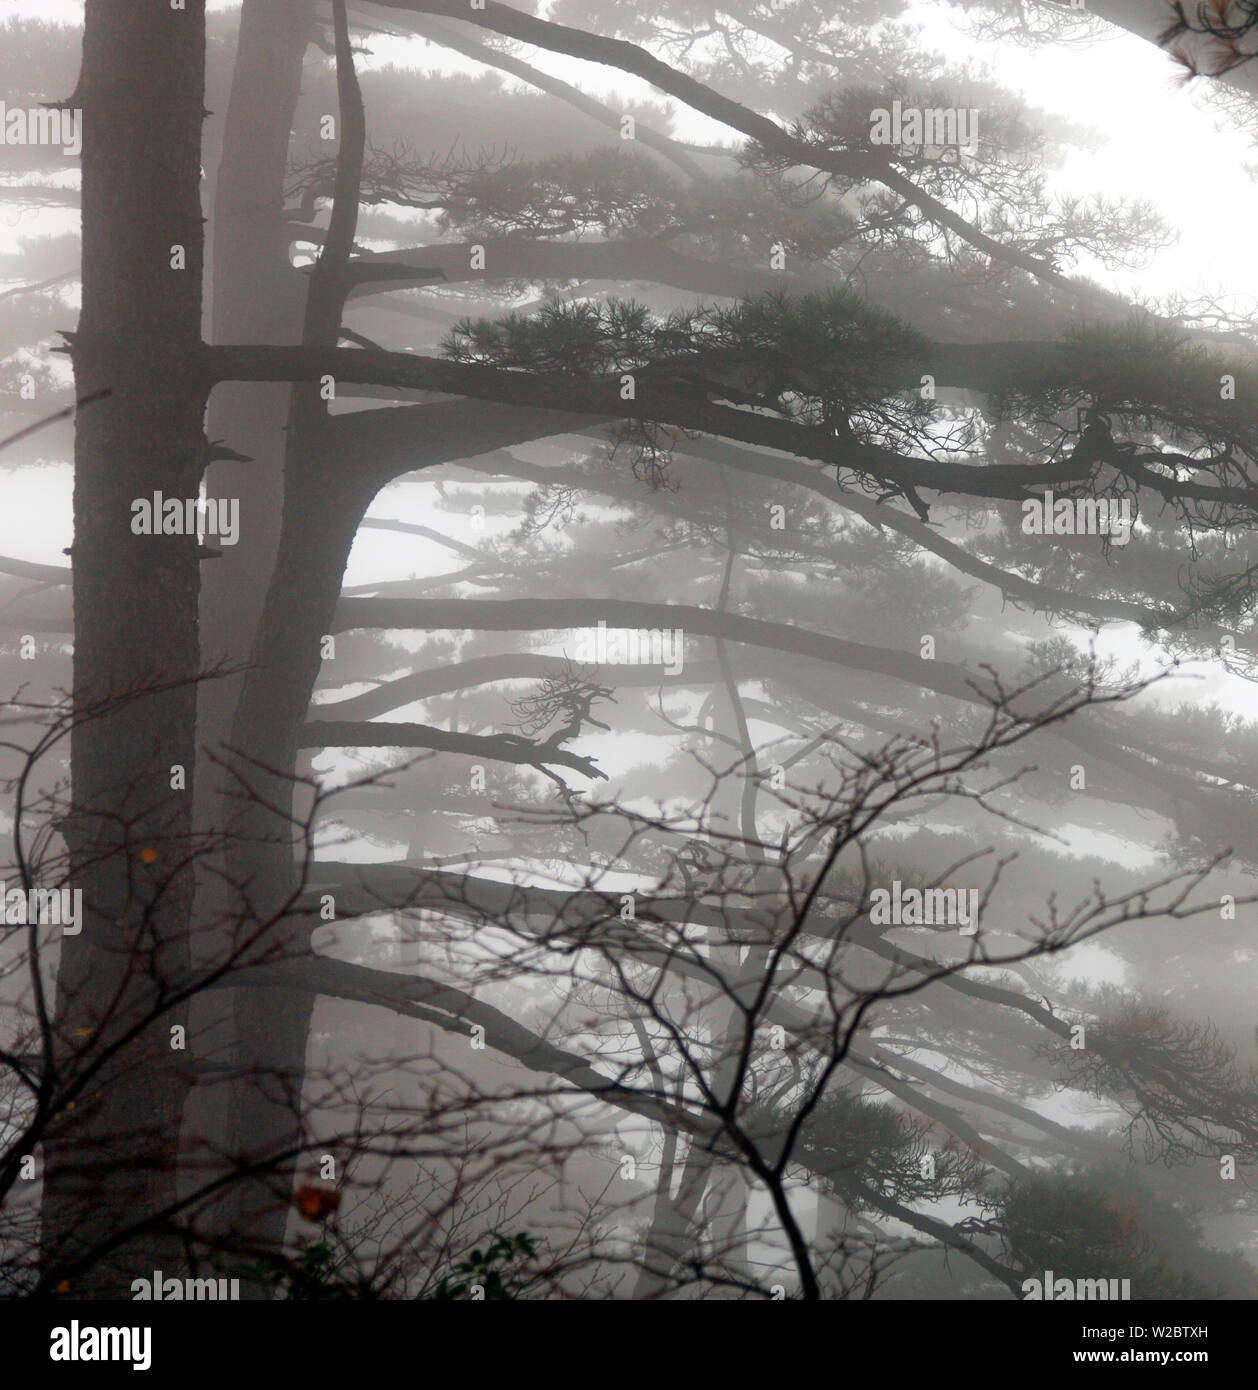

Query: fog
left=0, top=0, right=1256, bottom=1311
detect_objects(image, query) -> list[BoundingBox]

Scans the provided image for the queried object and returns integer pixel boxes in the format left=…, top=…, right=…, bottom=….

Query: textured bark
left=40, top=0, right=207, bottom=1296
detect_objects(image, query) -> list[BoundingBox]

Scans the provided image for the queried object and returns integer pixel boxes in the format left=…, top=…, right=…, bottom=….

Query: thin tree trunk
left=187, top=0, right=314, bottom=1259
left=213, top=0, right=372, bottom=1257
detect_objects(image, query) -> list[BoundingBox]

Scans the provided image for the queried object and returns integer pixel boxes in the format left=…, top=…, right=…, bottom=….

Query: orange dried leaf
left=293, top=1184, right=340, bottom=1220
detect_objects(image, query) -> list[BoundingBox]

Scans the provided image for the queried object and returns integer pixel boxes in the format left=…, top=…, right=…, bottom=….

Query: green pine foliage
left=997, top=1169, right=1258, bottom=1299
left=443, top=285, right=930, bottom=426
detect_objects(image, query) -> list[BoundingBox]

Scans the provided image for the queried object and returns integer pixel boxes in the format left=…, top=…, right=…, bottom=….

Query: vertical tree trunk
left=212, top=0, right=364, bottom=1256
left=40, top=0, right=208, bottom=1296
left=187, top=0, right=313, bottom=1256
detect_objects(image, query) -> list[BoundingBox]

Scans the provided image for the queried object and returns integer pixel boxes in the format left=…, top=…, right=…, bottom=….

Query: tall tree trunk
left=40, top=0, right=207, bottom=1296
left=213, top=0, right=366, bottom=1258
left=187, top=0, right=313, bottom=1256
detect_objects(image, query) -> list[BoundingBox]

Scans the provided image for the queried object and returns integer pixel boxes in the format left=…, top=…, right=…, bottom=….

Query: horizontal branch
left=298, top=718, right=606, bottom=778
left=237, top=955, right=720, bottom=1136
left=199, top=343, right=1155, bottom=508
left=343, top=237, right=821, bottom=301
left=0, top=555, right=70, bottom=585
left=321, top=594, right=1258, bottom=836
left=313, top=653, right=726, bottom=720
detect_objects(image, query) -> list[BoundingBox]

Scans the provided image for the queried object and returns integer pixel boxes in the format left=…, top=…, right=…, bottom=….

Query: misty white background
left=1, top=0, right=1252, bottom=988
